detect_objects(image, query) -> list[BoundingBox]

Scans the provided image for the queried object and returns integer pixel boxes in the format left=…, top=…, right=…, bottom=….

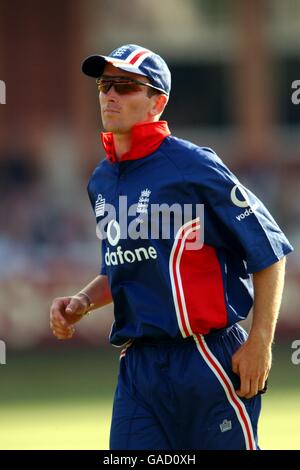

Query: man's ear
left=150, top=94, right=168, bottom=118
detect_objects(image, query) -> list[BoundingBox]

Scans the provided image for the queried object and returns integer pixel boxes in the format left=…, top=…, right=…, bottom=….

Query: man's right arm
left=49, top=275, right=112, bottom=340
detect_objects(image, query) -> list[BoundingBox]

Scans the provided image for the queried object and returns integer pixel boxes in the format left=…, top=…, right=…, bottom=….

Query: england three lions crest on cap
left=95, top=194, right=105, bottom=217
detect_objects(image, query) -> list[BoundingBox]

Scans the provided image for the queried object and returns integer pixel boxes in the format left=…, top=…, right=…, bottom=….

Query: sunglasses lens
left=97, top=81, right=111, bottom=93
left=97, top=79, right=142, bottom=95
left=114, top=83, right=141, bottom=94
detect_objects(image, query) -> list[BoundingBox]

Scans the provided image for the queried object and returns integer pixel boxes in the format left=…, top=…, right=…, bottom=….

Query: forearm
left=76, top=275, right=113, bottom=311
left=249, top=257, right=286, bottom=346
left=231, top=257, right=287, bottom=397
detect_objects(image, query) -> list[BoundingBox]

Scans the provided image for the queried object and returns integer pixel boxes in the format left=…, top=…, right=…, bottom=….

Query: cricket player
left=50, top=44, right=293, bottom=450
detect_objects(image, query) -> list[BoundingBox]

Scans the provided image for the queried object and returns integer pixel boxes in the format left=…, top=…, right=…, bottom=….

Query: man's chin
left=103, top=124, right=130, bottom=134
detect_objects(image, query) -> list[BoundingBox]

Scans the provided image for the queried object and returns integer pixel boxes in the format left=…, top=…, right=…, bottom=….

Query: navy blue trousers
left=109, top=324, right=261, bottom=450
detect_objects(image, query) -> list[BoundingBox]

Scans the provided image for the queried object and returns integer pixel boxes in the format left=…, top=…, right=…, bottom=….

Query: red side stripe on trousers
left=194, top=334, right=256, bottom=450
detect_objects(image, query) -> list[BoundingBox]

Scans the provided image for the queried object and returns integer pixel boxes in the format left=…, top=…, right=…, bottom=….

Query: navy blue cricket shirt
left=87, top=121, right=293, bottom=346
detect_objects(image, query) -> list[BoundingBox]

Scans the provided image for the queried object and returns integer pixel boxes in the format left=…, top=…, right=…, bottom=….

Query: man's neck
left=101, top=121, right=171, bottom=164
left=113, top=132, right=132, bottom=161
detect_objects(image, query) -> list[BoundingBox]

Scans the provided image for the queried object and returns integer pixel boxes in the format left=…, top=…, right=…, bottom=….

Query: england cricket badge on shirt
left=134, top=188, right=151, bottom=226
left=95, top=194, right=105, bottom=217
left=136, top=188, right=151, bottom=215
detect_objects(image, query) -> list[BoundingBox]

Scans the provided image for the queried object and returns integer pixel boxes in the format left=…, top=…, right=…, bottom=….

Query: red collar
left=101, top=121, right=171, bottom=163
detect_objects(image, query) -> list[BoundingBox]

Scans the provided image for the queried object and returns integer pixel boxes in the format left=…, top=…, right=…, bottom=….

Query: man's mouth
left=103, top=108, right=120, bottom=114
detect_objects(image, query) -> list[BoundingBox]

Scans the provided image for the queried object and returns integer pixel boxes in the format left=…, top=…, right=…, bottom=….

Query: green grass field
left=0, top=344, right=299, bottom=450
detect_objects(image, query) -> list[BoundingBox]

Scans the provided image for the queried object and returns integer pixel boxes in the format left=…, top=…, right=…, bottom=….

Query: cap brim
left=82, top=55, right=148, bottom=78
left=81, top=55, right=108, bottom=78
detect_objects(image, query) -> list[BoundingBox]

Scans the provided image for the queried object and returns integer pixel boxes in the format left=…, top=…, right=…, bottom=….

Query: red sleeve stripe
left=169, top=218, right=201, bottom=338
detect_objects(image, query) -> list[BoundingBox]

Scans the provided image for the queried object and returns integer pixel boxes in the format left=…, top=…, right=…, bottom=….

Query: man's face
left=99, top=63, right=158, bottom=134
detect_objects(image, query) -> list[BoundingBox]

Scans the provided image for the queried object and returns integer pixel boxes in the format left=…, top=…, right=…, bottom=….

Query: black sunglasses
left=96, top=76, right=160, bottom=95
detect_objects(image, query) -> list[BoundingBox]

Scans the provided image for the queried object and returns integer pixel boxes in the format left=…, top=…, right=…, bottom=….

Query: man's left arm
left=232, top=257, right=287, bottom=399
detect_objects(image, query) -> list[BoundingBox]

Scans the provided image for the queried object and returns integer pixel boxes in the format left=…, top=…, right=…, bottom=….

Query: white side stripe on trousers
left=194, top=334, right=257, bottom=450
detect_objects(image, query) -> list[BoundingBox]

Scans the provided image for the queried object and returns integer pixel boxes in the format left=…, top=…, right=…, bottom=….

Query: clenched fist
left=49, top=294, right=91, bottom=340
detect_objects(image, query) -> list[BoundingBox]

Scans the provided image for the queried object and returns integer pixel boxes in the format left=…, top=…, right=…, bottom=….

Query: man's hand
left=232, top=336, right=271, bottom=399
left=50, top=295, right=90, bottom=340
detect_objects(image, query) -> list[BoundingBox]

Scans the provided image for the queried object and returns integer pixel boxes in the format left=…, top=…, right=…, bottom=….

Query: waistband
left=132, top=335, right=193, bottom=347
left=130, top=325, right=239, bottom=347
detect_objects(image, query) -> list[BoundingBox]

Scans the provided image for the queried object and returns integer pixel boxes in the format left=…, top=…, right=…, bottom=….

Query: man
left=50, top=44, right=293, bottom=450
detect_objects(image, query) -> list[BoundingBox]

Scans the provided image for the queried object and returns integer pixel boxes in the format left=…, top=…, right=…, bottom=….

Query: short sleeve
left=188, top=148, right=293, bottom=273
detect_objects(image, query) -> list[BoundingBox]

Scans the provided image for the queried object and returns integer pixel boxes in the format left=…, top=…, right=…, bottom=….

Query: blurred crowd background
left=0, top=0, right=299, bottom=350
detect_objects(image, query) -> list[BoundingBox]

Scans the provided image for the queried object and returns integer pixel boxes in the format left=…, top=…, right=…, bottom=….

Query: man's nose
left=103, top=84, right=118, bottom=98
left=100, top=90, right=118, bottom=104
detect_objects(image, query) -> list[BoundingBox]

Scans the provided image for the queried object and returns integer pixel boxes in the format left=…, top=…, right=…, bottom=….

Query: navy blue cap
left=82, top=44, right=171, bottom=96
